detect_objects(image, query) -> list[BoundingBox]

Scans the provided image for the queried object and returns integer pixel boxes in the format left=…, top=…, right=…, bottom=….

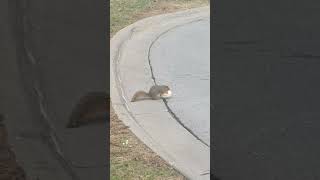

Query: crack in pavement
left=111, top=9, right=211, bottom=179
left=147, top=18, right=210, bottom=147
left=112, top=26, right=172, bottom=155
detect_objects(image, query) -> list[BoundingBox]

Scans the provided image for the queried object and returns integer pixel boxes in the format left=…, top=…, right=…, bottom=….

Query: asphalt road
left=111, top=7, right=210, bottom=180
left=150, top=18, right=210, bottom=145
left=213, top=1, right=320, bottom=179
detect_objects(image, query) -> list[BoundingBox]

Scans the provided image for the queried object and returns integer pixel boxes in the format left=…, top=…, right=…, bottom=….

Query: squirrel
left=131, top=85, right=172, bottom=102
left=66, top=92, right=109, bottom=128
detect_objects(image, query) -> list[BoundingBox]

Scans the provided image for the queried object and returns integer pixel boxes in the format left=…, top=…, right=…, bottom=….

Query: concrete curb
left=110, top=7, right=210, bottom=180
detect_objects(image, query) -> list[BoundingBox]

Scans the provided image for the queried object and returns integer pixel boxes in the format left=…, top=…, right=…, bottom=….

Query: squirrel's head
left=160, top=85, right=172, bottom=98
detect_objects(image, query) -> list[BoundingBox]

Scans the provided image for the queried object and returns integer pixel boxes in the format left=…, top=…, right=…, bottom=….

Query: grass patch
left=110, top=0, right=209, bottom=36
left=111, top=159, right=180, bottom=180
left=110, top=108, right=186, bottom=180
left=110, top=0, right=152, bottom=36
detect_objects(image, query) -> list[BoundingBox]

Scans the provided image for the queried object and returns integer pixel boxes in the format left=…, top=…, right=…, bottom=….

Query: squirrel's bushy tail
left=131, top=91, right=152, bottom=102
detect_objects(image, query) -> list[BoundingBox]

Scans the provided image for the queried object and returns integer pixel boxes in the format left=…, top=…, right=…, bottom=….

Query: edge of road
left=110, top=7, right=210, bottom=180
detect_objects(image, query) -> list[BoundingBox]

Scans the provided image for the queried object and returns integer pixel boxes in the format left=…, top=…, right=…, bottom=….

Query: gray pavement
left=111, top=7, right=210, bottom=180
left=150, top=18, right=210, bottom=145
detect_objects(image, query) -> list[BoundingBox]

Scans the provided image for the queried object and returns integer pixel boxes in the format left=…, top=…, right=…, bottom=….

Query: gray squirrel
left=131, top=85, right=172, bottom=102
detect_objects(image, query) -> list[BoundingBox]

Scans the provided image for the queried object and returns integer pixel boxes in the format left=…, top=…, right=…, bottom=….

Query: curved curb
left=110, top=7, right=210, bottom=180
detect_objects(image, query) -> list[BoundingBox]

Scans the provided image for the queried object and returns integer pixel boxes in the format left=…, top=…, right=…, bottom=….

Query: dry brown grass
left=110, top=106, right=186, bottom=180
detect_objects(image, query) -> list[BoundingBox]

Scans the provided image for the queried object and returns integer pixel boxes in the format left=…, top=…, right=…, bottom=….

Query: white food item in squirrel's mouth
left=161, top=90, right=172, bottom=98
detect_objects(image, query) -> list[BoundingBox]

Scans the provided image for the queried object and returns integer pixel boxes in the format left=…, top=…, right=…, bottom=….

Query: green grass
left=111, top=159, right=179, bottom=180
left=110, top=0, right=209, bottom=36
left=110, top=0, right=153, bottom=36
